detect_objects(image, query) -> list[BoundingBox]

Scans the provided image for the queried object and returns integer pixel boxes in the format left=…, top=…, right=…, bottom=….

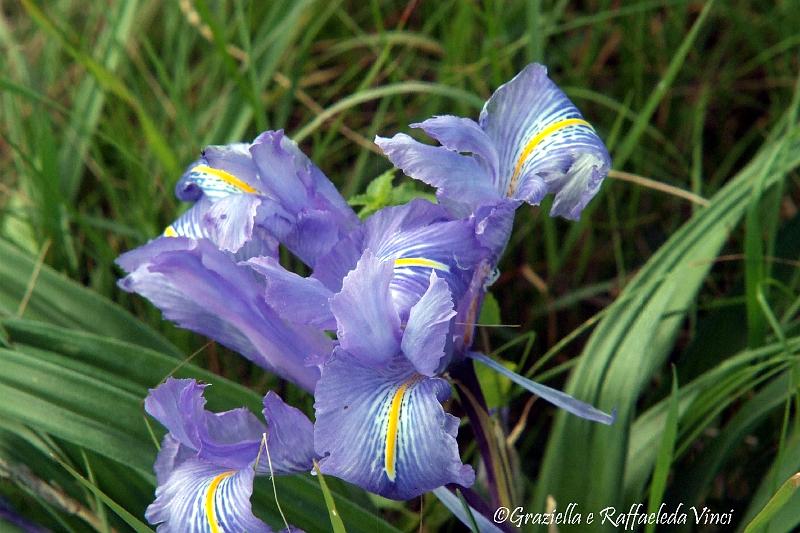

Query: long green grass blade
left=313, top=460, right=348, bottom=533
left=743, top=473, right=800, bottom=533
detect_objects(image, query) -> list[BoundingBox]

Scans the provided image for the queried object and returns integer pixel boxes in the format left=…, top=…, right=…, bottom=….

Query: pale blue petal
left=479, top=63, right=611, bottom=219
left=175, top=147, right=260, bottom=202
left=363, top=200, right=488, bottom=318
left=250, top=130, right=358, bottom=266
left=144, top=378, right=264, bottom=469
left=164, top=196, right=277, bottom=259
left=117, top=239, right=326, bottom=391
left=258, top=391, right=316, bottom=475
left=202, top=143, right=260, bottom=186
left=374, top=134, right=499, bottom=217
left=401, top=272, right=455, bottom=376
left=165, top=197, right=213, bottom=241
left=202, top=194, right=262, bottom=253
left=314, top=350, right=474, bottom=500
left=410, top=115, right=499, bottom=180
left=145, top=458, right=270, bottom=533
left=468, top=352, right=616, bottom=424
left=329, top=251, right=400, bottom=365
left=247, top=256, right=335, bottom=330
left=310, top=227, right=365, bottom=293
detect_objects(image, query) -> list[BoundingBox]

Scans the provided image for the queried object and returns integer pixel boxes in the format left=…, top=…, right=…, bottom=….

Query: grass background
left=1, top=0, right=799, bottom=531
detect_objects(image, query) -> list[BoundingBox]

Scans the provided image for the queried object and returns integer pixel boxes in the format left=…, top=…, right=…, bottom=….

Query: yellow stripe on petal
left=507, top=118, right=592, bottom=196
left=205, top=470, right=235, bottom=533
left=393, top=257, right=450, bottom=272
left=163, top=225, right=178, bottom=237
left=384, top=376, right=420, bottom=481
left=191, top=164, right=258, bottom=194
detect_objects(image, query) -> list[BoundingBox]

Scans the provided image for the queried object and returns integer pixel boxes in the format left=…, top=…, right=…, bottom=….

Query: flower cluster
left=118, top=63, right=613, bottom=532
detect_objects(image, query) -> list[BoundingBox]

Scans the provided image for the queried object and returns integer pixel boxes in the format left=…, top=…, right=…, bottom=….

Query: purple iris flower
left=166, top=130, right=359, bottom=266
left=375, top=63, right=611, bottom=256
left=116, top=130, right=360, bottom=391
left=123, top=62, right=617, bottom=528
left=144, top=378, right=310, bottom=532
left=246, top=199, right=613, bottom=500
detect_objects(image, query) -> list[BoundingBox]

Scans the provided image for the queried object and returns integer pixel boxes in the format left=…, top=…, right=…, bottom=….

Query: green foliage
left=348, top=169, right=433, bottom=218
left=2, top=1, right=800, bottom=532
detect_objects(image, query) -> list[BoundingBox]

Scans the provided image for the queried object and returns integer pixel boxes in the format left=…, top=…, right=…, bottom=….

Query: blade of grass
left=644, top=367, right=678, bottom=533
left=743, top=473, right=800, bottom=533
left=313, top=460, right=347, bottom=533
left=613, top=0, right=715, bottom=169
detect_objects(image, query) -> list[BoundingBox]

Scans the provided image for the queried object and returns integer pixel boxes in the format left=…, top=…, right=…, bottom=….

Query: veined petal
left=258, top=391, right=316, bottom=475
left=202, top=143, right=261, bottom=187
left=164, top=197, right=213, bottom=241
left=469, top=352, right=616, bottom=424
left=479, top=63, right=611, bottom=219
left=154, top=435, right=196, bottom=486
left=330, top=251, right=400, bottom=365
left=410, top=115, right=499, bottom=179
left=374, top=134, right=499, bottom=217
left=401, top=272, right=455, bottom=376
left=145, top=457, right=270, bottom=533
left=175, top=148, right=261, bottom=202
left=247, top=257, right=335, bottom=330
left=163, top=196, right=277, bottom=260
left=314, top=350, right=474, bottom=500
left=364, top=200, right=488, bottom=318
left=280, top=209, right=343, bottom=269
left=117, top=239, right=326, bottom=391
left=202, top=194, right=262, bottom=253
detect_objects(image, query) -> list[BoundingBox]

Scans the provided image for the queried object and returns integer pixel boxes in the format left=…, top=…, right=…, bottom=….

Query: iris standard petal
left=410, top=115, right=499, bottom=179
left=117, top=239, right=326, bottom=391
left=314, top=350, right=475, bottom=500
left=253, top=132, right=356, bottom=227
left=312, top=200, right=490, bottom=317
left=279, top=208, right=342, bottom=269
left=330, top=251, right=400, bottom=366
left=468, top=352, right=616, bottom=424
left=145, top=457, right=270, bottom=533
left=250, top=130, right=359, bottom=266
left=258, top=391, right=316, bottom=475
left=479, top=63, right=611, bottom=218
left=145, top=378, right=265, bottom=470
left=247, top=256, right=335, bottom=330
left=374, top=133, right=499, bottom=217
left=401, top=272, right=456, bottom=376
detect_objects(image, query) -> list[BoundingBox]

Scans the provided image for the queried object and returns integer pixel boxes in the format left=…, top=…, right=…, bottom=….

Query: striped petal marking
left=506, top=117, right=593, bottom=196
left=186, top=164, right=259, bottom=197
left=383, top=375, right=422, bottom=481
left=393, top=257, right=450, bottom=272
